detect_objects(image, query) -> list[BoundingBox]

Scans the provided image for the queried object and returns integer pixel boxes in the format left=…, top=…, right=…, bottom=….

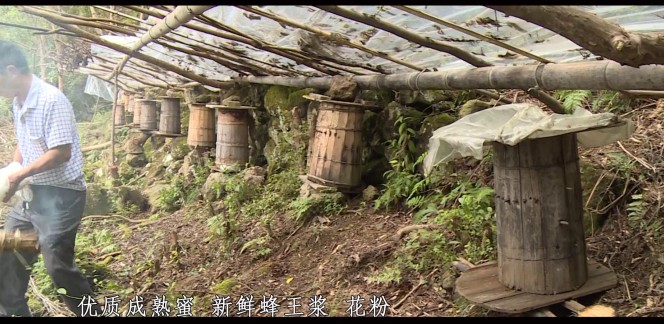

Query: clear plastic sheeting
left=422, top=104, right=635, bottom=175
left=83, top=75, right=116, bottom=102
left=80, top=6, right=664, bottom=86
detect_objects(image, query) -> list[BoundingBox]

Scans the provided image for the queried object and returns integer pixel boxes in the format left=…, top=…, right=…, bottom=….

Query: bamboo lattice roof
left=19, top=5, right=664, bottom=95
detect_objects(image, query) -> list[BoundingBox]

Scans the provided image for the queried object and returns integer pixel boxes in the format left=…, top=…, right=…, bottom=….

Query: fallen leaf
left=286, top=277, right=294, bottom=284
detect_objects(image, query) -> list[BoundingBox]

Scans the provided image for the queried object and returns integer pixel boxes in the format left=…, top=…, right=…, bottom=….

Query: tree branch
left=487, top=6, right=664, bottom=67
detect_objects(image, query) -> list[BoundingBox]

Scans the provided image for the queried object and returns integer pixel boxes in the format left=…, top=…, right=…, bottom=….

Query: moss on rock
left=83, top=183, right=113, bottom=216
left=264, top=85, right=291, bottom=117
left=458, top=99, right=493, bottom=117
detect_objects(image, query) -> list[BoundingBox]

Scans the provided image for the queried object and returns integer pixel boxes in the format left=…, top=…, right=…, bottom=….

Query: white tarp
left=422, top=104, right=635, bottom=175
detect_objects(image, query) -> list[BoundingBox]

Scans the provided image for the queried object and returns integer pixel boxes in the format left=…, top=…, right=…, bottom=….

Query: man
left=0, top=40, right=101, bottom=317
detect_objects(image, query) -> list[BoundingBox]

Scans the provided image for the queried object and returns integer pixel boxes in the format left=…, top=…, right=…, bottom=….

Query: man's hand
left=3, top=170, right=25, bottom=203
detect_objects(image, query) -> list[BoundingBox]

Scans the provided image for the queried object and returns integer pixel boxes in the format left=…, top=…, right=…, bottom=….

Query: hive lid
left=157, top=96, right=183, bottom=100
left=206, top=100, right=256, bottom=110
left=302, top=94, right=378, bottom=108
left=135, top=99, right=158, bottom=103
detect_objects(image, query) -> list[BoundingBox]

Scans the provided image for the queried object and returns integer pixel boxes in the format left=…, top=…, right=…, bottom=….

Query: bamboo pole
left=110, top=5, right=215, bottom=79
left=94, top=6, right=309, bottom=77
left=393, top=6, right=552, bottom=64
left=235, top=60, right=664, bottom=92
left=317, top=6, right=563, bottom=113
left=0, top=21, right=78, bottom=37
left=123, top=5, right=338, bottom=75
left=194, top=10, right=383, bottom=74
left=238, top=5, right=422, bottom=72
left=317, top=6, right=492, bottom=68
left=87, top=63, right=170, bottom=88
left=21, top=6, right=234, bottom=89
left=92, top=56, right=176, bottom=85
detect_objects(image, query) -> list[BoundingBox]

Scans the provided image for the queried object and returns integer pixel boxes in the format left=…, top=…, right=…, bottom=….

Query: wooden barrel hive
left=214, top=105, right=252, bottom=171
left=113, top=104, right=125, bottom=126
left=187, top=103, right=215, bottom=147
left=159, top=97, right=182, bottom=135
left=492, top=133, right=587, bottom=295
left=126, top=95, right=134, bottom=113
left=138, top=99, right=158, bottom=131
left=121, top=93, right=130, bottom=106
left=132, top=97, right=143, bottom=125
left=307, top=100, right=367, bottom=191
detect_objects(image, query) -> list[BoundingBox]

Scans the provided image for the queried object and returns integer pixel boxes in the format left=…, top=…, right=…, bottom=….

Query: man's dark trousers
left=0, top=184, right=101, bottom=317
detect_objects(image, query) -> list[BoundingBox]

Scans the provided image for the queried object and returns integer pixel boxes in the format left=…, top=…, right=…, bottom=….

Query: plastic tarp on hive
left=422, top=104, right=636, bottom=175
left=82, top=5, right=664, bottom=97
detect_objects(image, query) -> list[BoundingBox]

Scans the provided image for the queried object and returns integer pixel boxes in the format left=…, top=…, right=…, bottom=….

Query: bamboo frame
left=123, top=5, right=338, bottom=75
left=21, top=6, right=234, bottom=89
left=393, top=6, right=552, bottom=64
left=317, top=6, right=564, bottom=113
left=236, top=60, right=664, bottom=92
left=237, top=5, right=421, bottom=72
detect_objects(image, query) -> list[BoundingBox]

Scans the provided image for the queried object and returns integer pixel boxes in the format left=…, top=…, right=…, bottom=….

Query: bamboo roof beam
left=92, top=55, right=178, bottom=84
left=110, top=6, right=214, bottom=80
left=190, top=10, right=384, bottom=74
left=21, top=6, right=233, bottom=89
left=94, top=6, right=311, bottom=76
left=237, top=6, right=422, bottom=72
left=317, top=6, right=492, bottom=68
left=87, top=63, right=169, bottom=88
left=318, top=6, right=563, bottom=113
left=153, top=39, right=259, bottom=76
left=393, top=6, right=552, bottom=64
left=235, top=60, right=664, bottom=92
left=80, top=67, right=136, bottom=91
left=23, top=7, right=245, bottom=83
left=0, top=21, right=78, bottom=37
left=124, top=5, right=338, bottom=75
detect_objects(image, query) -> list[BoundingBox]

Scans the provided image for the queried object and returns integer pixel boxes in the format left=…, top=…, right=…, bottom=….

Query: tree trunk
left=54, top=35, right=64, bottom=92
left=487, top=6, right=664, bottom=67
left=37, top=36, right=47, bottom=79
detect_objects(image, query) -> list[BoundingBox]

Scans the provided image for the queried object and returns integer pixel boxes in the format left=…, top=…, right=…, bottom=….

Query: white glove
left=0, top=162, right=33, bottom=206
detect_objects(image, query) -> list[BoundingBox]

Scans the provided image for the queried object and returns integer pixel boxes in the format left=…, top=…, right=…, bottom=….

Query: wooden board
left=456, top=260, right=617, bottom=314
left=153, top=131, right=185, bottom=138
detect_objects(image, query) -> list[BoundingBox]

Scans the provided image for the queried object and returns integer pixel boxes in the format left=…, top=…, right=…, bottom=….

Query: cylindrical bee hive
left=187, top=103, right=215, bottom=147
left=137, top=99, right=158, bottom=131
left=159, top=97, right=182, bottom=135
left=126, top=94, right=134, bottom=113
left=493, top=133, right=587, bottom=294
left=306, top=99, right=368, bottom=192
left=208, top=101, right=254, bottom=171
left=132, top=97, right=144, bottom=126
left=114, top=104, right=125, bottom=126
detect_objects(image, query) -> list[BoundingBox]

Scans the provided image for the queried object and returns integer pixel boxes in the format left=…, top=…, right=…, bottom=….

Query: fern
left=555, top=90, right=591, bottom=114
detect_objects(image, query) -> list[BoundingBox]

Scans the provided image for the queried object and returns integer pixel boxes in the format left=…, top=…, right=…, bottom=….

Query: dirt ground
left=32, top=101, right=664, bottom=317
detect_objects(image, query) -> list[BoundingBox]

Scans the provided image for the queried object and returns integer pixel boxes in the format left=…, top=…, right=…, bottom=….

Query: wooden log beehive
left=132, top=97, right=144, bottom=126
left=159, top=97, right=182, bottom=135
left=307, top=99, right=368, bottom=192
left=114, top=104, right=125, bottom=126
left=0, top=230, right=39, bottom=251
left=187, top=103, right=215, bottom=148
left=137, top=99, right=158, bottom=131
left=492, top=133, right=587, bottom=295
left=208, top=101, right=254, bottom=171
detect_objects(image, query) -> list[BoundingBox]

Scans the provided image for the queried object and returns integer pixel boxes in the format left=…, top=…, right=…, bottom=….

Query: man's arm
left=12, top=147, right=22, bottom=164
left=16, top=144, right=71, bottom=180
left=3, top=145, right=70, bottom=203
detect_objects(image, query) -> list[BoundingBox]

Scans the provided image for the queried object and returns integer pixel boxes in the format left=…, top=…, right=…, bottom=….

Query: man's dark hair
left=0, top=40, right=30, bottom=74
